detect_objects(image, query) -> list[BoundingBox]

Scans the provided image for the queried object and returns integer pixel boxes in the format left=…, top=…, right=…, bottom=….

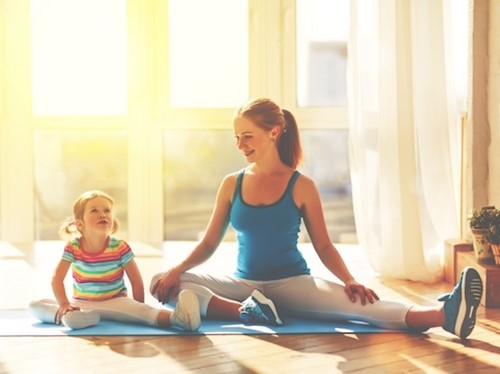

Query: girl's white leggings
left=31, top=297, right=160, bottom=326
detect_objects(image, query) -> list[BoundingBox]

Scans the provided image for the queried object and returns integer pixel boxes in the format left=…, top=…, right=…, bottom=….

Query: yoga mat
left=0, top=309, right=397, bottom=336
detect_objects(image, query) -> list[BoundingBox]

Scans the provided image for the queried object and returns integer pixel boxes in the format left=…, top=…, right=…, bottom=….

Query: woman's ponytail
left=278, top=109, right=302, bottom=168
left=235, top=98, right=303, bottom=168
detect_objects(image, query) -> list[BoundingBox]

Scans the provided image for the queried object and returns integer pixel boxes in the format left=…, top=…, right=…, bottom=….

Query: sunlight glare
left=168, top=0, right=248, bottom=108
left=31, top=0, right=127, bottom=115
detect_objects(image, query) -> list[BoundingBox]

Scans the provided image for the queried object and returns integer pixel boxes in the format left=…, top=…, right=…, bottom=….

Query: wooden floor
left=1, top=241, right=499, bottom=374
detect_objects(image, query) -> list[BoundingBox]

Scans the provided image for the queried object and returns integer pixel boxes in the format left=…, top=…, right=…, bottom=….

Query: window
left=162, top=0, right=354, bottom=242
left=163, top=129, right=245, bottom=240
left=31, top=0, right=127, bottom=115
left=296, top=0, right=349, bottom=107
left=1, top=1, right=354, bottom=244
left=29, top=0, right=129, bottom=240
left=168, top=0, right=248, bottom=108
left=34, top=130, right=128, bottom=239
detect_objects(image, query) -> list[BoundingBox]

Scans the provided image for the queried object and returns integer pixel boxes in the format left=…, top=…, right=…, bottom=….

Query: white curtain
left=347, top=0, right=467, bottom=282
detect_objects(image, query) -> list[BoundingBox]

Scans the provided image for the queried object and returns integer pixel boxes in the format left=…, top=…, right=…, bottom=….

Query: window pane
left=163, top=129, right=245, bottom=240
left=300, top=129, right=355, bottom=243
left=168, top=0, right=248, bottom=108
left=163, top=129, right=356, bottom=243
left=34, top=130, right=128, bottom=239
left=296, top=0, right=349, bottom=107
left=31, top=0, right=127, bottom=115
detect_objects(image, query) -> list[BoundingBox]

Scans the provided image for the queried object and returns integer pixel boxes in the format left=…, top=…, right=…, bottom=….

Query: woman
left=151, top=97, right=483, bottom=339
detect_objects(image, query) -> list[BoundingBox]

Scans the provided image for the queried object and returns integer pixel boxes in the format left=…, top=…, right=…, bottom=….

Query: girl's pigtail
left=58, top=218, right=80, bottom=240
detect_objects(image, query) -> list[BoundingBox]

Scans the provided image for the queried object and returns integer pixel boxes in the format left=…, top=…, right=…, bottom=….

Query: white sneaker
left=62, top=310, right=100, bottom=330
left=170, top=289, right=201, bottom=332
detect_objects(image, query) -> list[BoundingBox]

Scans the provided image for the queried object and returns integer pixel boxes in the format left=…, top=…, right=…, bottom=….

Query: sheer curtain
left=347, top=0, right=466, bottom=282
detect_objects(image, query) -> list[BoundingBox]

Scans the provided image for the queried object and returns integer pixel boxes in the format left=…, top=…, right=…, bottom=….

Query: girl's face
left=233, top=116, right=278, bottom=163
left=79, top=196, right=114, bottom=236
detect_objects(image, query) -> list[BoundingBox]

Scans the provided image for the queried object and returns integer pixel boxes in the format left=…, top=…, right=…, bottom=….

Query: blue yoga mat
left=0, top=309, right=398, bottom=336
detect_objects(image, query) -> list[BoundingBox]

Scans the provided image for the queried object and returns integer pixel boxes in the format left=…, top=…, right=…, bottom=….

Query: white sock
left=28, top=299, right=58, bottom=324
left=28, top=299, right=100, bottom=329
left=61, top=310, right=100, bottom=330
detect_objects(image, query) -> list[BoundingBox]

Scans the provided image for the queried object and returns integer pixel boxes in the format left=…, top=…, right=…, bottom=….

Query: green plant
left=485, top=209, right=500, bottom=244
left=468, top=206, right=498, bottom=230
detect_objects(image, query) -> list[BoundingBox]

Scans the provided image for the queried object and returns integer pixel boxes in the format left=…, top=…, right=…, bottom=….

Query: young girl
left=29, top=190, right=200, bottom=331
left=150, top=97, right=483, bottom=340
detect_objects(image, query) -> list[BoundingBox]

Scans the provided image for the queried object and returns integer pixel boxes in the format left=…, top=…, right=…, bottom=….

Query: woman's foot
left=240, top=290, right=283, bottom=326
left=438, top=267, right=483, bottom=339
left=170, top=289, right=201, bottom=332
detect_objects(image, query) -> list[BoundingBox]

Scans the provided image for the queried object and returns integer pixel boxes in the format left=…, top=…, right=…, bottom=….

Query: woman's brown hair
left=234, top=97, right=303, bottom=168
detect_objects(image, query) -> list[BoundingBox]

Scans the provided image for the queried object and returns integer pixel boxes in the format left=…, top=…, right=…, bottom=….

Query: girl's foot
left=28, top=300, right=100, bottom=329
left=61, top=310, right=100, bottom=330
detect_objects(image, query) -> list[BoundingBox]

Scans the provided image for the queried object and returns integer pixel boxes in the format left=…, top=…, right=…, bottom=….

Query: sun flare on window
left=168, top=0, right=248, bottom=108
left=31, top=0, right=127, bottom=116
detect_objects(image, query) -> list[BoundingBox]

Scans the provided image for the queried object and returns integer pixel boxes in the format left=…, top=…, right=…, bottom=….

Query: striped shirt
left=62, top=237, right=134, bottom=301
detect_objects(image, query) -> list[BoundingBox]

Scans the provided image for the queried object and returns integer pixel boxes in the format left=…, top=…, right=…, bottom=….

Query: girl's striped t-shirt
left=62, top=237, right=134, bottom=301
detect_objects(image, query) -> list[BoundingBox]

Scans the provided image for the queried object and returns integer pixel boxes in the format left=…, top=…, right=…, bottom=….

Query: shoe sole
left=251, top=290, right=283, bottom=325
left=455, top=267, right=483, bottom=339
left=176, top=290, right=201, bottom=331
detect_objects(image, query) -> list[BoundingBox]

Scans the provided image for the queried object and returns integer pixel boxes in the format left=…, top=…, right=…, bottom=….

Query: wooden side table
left=445, top=239, right=500, bottom=307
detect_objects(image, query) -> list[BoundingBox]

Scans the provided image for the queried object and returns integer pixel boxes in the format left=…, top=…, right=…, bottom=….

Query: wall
left=468, top=0, right=499, bottom=218
left=489, top=0, right=500, bottom=207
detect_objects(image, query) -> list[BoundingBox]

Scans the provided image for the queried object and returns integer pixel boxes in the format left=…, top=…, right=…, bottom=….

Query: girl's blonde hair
left=59, top=190, right=120, bottom=239
left=233, top=97, right=303, bottom=168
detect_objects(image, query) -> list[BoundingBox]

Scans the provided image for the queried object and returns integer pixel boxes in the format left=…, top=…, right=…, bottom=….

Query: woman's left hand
left=344, top=279, right=379, bottom=305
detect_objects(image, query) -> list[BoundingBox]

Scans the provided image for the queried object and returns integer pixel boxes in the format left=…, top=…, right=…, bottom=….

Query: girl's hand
left=344, top=279, right=379, bottom=305
left=55, top=304, right=81, bottom=325
left=150, top=267, right=182, bottom=304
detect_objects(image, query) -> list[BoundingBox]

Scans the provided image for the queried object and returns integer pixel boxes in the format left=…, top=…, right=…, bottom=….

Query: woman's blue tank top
left=230, top=169, right=311, bottom=280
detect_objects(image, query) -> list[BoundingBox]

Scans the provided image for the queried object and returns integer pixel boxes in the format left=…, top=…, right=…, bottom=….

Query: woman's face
left=233, top=115, right=277, bottom=163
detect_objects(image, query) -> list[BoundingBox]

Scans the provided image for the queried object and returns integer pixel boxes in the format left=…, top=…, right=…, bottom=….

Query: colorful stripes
left=62, top=237, right=134, bottom=301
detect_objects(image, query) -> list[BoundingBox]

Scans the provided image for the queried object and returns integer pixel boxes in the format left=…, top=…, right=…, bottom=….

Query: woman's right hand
left=150, top=267, right=182, bottom=304
left=55, top=303, right=80, bottom=325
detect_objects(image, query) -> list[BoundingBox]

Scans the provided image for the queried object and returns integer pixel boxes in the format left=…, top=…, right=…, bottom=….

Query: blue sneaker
left=240, top=290, right=283, bottom=326
left=438, top=267, right=483, bottom=339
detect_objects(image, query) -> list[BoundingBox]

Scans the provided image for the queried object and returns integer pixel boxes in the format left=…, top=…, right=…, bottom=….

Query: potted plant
left=485, top=209, right=500, bottom=266
left=468, top=206, right=497, bottom=263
